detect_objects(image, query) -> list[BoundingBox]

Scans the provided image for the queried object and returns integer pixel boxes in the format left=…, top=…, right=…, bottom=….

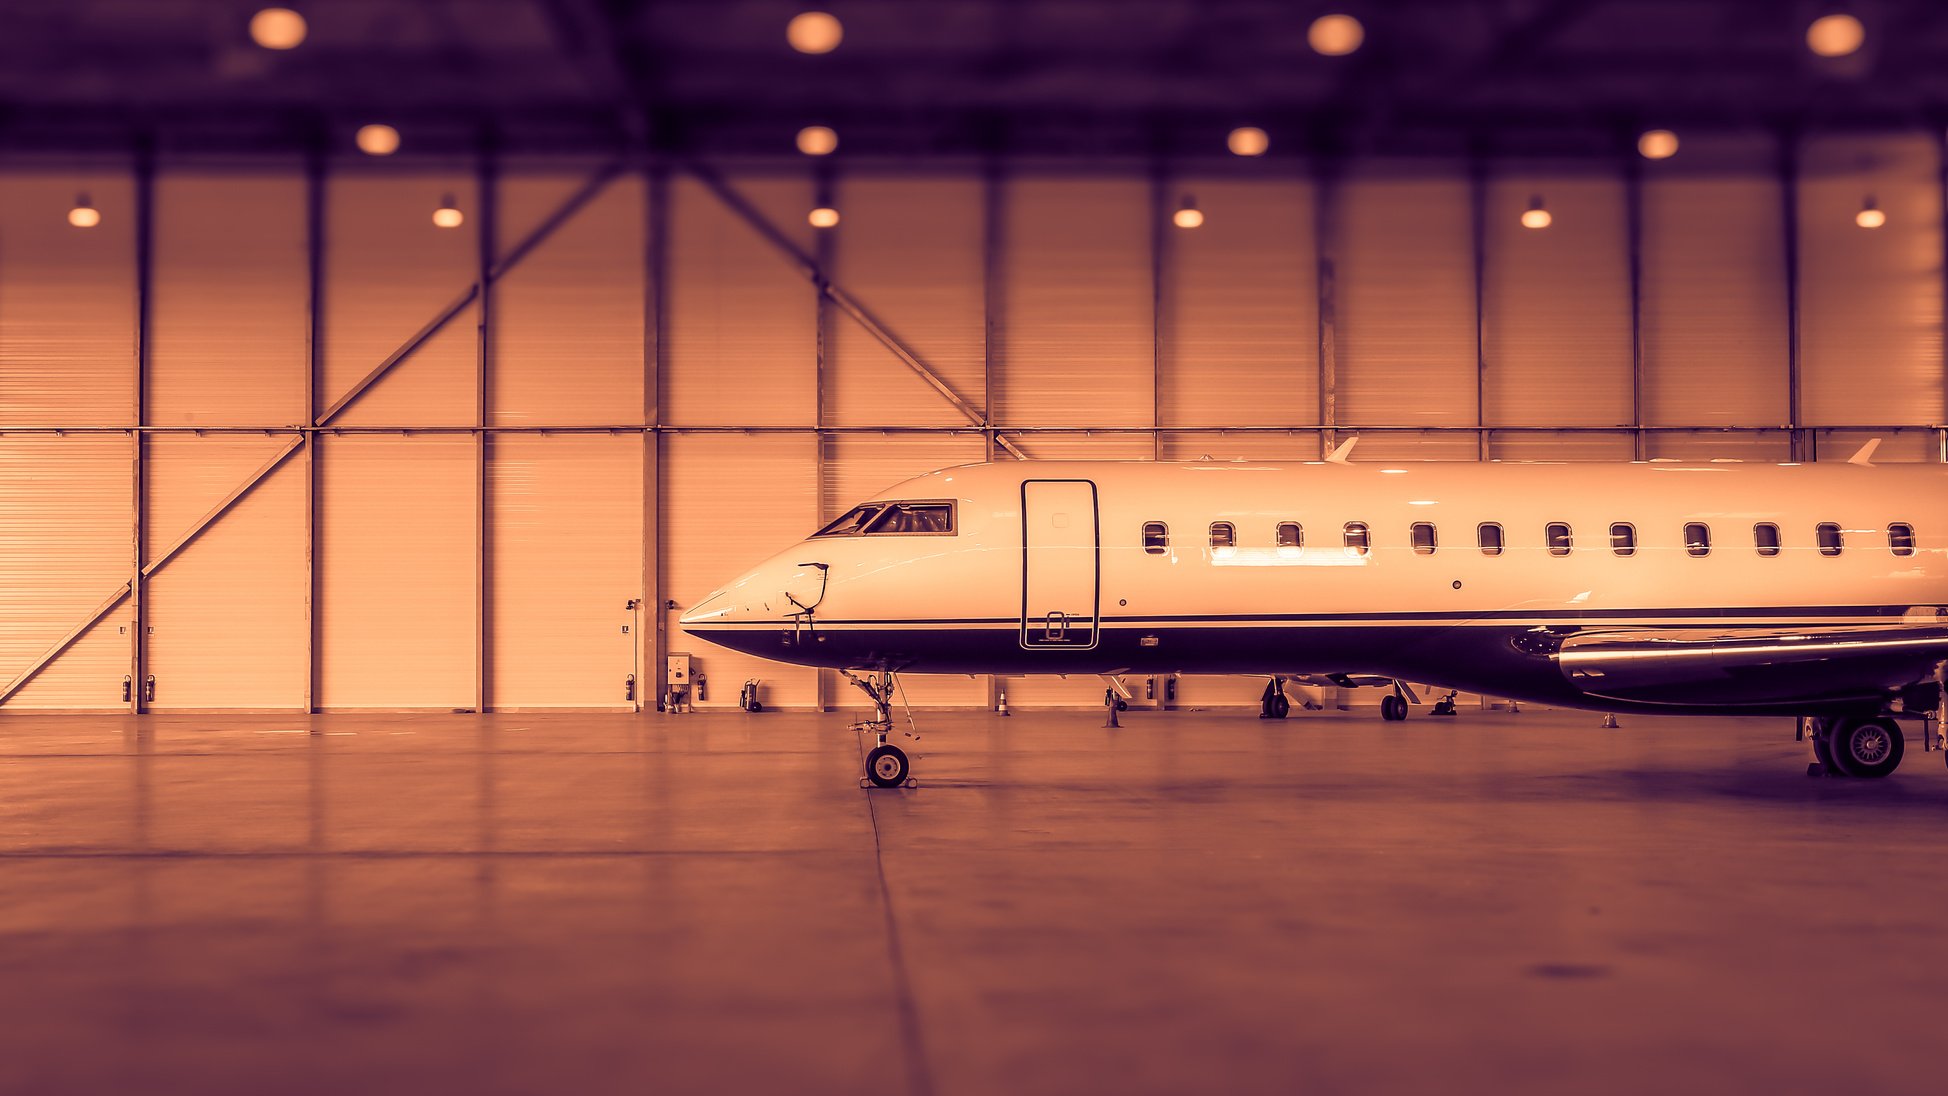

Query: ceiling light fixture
left=1520, top=195, right=1552, bottom=229
left=1172, top=196, right=1204, bottom=229
left=787, top=11, right=843, bottom=54
left=249, top=7, right=307, bottom=50
left=432, top=195, right=464, bottom=229
left=808, top=206, right=841, bottom=228
left=1227, top=127, right=1269, bottom=157
left=1637, top=129, right=1679, bottom=160
left=1308, top=14, right=1365, bottom=56
left=355, top=124, right=400, bottom=156
left=796, top=125, right=838, bottom=156
left=1856, top=195, right=1885, bottom=228
left=68, top=194, right=100, bottom=228
left=1806, top=13, right=1865, bottom=57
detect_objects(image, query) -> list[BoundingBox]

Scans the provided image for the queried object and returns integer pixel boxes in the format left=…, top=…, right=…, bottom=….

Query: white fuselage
left=680, top=460, right=1948, bottom=715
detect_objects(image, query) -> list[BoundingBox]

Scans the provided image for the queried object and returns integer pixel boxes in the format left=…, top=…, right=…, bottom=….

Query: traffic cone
left=996, top=689, right=1011, bottom=717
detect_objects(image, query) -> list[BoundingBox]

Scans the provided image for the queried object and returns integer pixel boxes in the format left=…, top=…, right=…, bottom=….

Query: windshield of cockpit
left=813, top=500, right=957, bottom=537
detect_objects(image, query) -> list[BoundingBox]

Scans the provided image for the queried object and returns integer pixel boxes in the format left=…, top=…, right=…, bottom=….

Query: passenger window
left=1209, top=522, right=1237, bottom=559
left=814, top=504, right=883, bottom=537
left=1684, top=522, right=1710, bottom=557
left=1477, top=523, right=1504, bottom=556
left=1754, top=522, right=1781, bottom=557
left=1610, top=522, right=1636, bottom=557
left=1410, top=523, right=1437, bottom=555
left=866, top=501, right=955, bottom=535
left=1546, top=522, right=1572, bottom=556
left=1343, top=522, right=1370, bottom=558
left=1817, top=522, right=1843, bottom=557
left=1889, top=522, right=1916, bottom=557
left=1143, top=521, right=1169, bottom=555
left=1276, top=522, right=1303, bottom=558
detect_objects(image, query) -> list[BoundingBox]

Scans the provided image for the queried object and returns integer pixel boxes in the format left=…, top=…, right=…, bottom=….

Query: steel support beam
left=303, top=143, right=324, bottom=712
left=684, top=160, right=1026, bottom=459
left=982, top=162, right=1005, bottom=463
left=813, top=166, right=834, bottom=712
left=475, top=146, right=497, bottom=714
left=1625, top=145, right=1647, bottom=461
left=1468, top=152, right=1489, bottom=461
left=1780, top=130, right=1804, bottom=461
left=643, top=165, right=667, bottom=714
left=1939, top=122, right=1948, bottom=463
left=1149, top=165, right=1167, bottom=461
left=1315, top=161, right=1340, bottom=457
left=129, top=138, right=154, bottom=713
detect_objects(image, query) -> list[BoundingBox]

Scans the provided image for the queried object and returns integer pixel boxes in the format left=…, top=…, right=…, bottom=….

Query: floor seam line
left=858, top=731, right=937, bottom=1096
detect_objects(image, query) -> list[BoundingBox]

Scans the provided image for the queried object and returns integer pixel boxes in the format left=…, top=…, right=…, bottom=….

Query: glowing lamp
left=356, top=124, right=400, bottom=156
left=1806, top=13, right=1865, bottom=57
left=1637, top=129, right=1679, bottom=160
left=1856, top=197, right=1885, bottom=229
left=1308, top=14, right=1365, bottom=56
left=1227, top=127, right=1269, bottom=157
left=808, top=207, right=841, bottom=228
left=1172, top=197, right=1204, bottom=229
left=433, top=196, right=464, bottom=228
left=787, top=12, right=843, bottom=54
left=249, top=7, right=307, bottom=50
left=796, top=126, right=838, bottom=156
left=68, top=195, right=100, bottom=228
left=1521, top=195, right=1551, bottom=229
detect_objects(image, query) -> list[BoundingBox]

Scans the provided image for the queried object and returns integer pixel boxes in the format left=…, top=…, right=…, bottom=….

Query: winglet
left=1325, top=436, right=1358, bottom=464
left=1847, top=437, right=1882, bottom=467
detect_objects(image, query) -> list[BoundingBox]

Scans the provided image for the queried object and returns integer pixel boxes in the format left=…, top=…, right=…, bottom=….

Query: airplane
left=679, top=442, right=1948, bottom=788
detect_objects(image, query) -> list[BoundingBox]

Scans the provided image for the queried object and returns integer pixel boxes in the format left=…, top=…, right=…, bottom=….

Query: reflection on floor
left=1, top=708, right=1944, bottom=1095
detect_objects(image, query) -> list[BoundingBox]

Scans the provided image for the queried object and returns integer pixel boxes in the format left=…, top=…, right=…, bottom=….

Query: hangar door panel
left=0, top=436, right=132, bottom=709
left=664, top=434, right=819, bottom=709
left=1020, top=480, right=1099, bottom=650
left=489, top=434, right=641, bottom=709
left=317, top=435, right=475, bottom=709
left=149, top=174, right=307, bottom=427
left=144, top=434, right=306, bottom=709
left=0, top=173, right=136, bottom=426
left=323, top=173, right=478, bottom=426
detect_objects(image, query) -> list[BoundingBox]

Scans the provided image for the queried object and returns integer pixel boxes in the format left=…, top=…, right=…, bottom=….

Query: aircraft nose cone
left=678, top=590, right=729, bottom=627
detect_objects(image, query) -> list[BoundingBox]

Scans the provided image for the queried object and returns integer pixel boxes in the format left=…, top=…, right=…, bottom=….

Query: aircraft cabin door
left=1020, top=479, right=1100, bottom=650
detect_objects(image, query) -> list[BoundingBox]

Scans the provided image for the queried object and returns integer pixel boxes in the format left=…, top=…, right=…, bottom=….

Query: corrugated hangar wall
left=1, top=135, right=1945, bottom=712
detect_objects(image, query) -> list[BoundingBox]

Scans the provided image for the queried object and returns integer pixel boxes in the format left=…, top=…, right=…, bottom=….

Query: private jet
left=680, top=445, right=1948, bottom=787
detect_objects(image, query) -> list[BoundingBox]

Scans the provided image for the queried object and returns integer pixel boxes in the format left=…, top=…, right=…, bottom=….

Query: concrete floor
left=2, top=706, right=1946, bottom=1096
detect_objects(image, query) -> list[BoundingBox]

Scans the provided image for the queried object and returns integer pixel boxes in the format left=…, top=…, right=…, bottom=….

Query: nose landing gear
left=844, top=668, right=915, bottom=789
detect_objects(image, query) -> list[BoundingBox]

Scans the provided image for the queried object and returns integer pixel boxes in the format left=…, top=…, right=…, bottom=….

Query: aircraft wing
left=1553, top=624, right=1948, bottom=708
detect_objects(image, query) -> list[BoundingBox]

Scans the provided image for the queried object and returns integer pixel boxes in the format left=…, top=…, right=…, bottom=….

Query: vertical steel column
left=1468, top=152, right=1489, bottom=461
left=1314, top=161, right=1339, bottom=457
left=474, top=144, right=497, bottom=713
left=302, top=143, right=324, bottom=712
left=643, top=164, right=667, bottom=713
left=1780, top=130, right=1804, bottom=461
left=1938, top=124, right=1948, bottom=462
left=1625, top=146, right=1647, bottom=461
left=982, top=161, right=1004, bottom=463
left=981, top=161, right=1003, bottom=710
left=1149, top=165, right=1167, bottom=461
left=813, top=167, right=834, bottom=712
left=130, top=139, right=155, bottom=714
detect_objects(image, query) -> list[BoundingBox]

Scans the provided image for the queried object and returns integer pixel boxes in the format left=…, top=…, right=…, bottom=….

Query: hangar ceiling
left=1, top=1, right=1946, bottom=156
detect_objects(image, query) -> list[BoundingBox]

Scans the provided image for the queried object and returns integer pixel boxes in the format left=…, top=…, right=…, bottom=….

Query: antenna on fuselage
left=1325, top=436, right=1358, bottom=464
left=1846, top=437, right=1882, bottom=467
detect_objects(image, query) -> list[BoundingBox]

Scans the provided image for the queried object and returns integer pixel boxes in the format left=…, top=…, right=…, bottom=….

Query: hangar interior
left=9, top=4, right=1948, bottom=1095
left=5, top=112, right=1947, bottom=715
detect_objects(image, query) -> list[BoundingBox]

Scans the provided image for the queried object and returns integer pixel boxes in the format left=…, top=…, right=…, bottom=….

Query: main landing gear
left=844, top=669, right=914, bottom=789
left=1806, top=714, right=1907, bottom=779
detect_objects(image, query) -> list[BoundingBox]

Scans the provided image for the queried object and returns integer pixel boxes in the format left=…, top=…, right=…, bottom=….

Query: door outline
left=1019, top=479, right=1101, bottom=651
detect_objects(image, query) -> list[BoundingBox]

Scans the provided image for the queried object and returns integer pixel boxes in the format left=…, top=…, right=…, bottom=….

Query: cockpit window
left=813, top=504, right=883, bottom=537
left=812, top=500, right=957, bottom=537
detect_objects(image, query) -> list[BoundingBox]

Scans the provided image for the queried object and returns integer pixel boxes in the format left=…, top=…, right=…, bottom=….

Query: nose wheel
left=845, top=668, right=918, bottom=789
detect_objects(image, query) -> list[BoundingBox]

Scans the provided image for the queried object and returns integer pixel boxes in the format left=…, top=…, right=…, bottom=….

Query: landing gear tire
left=1260, top=679, right=1290, bottom=719
left=1827, top=717, right=1904, bottom=779
left=866, top=744, right=909, bottom=788
left=1811, top=726, right=1845, bottom=777
left=1381, top=694, right=1408, bottom=722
